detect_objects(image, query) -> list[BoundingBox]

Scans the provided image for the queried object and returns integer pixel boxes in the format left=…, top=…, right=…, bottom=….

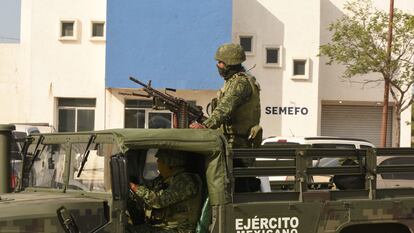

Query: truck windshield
left=28, top=142, right=115, bottom=192
left=28, top=144, right=66, bottom=190
left=69, top=143, right=112, bottom=192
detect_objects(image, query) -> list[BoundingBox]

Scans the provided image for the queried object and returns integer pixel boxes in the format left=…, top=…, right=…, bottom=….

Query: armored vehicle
left=1, top=129, right=414, bottom=233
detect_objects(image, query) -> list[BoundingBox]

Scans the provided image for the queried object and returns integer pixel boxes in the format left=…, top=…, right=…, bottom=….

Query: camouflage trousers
left=126, top=224, right=194, bottom=233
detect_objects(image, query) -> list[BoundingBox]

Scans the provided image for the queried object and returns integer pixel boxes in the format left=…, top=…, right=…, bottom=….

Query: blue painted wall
left=106, top=0, right=232, bottom=89
left=0, top=0, right=21, bottom=43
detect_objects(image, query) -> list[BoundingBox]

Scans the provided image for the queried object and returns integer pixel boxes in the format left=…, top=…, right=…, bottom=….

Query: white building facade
left=0, top=0, right=107, bottom=132
left=0, top=0, right=412, bottom=147
left=233, top=0, right=413, bottom=146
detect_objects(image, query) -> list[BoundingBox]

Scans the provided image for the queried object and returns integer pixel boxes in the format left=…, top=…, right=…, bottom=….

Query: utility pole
left=380, top=0, right=395, bottom=147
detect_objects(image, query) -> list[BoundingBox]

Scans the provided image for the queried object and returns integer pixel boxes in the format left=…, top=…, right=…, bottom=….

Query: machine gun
left=128, top=77, right=207, bottom=128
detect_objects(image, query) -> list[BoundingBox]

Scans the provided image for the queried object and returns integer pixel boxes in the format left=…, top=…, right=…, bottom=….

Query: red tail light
left=11, top=171, right=16, bottom=189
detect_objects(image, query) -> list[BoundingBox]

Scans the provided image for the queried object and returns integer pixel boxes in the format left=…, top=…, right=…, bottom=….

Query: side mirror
left=110, top=155, right=128, bottom=200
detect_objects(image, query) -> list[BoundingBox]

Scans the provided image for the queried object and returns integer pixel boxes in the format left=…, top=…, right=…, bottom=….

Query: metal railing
left=232, top=147, right=414, bottom=202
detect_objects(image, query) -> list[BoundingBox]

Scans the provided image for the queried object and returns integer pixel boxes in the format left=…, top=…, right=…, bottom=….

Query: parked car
left=367, top=155, right=414, bottom=189
left=310, top=154, right=414, bottom=189
left=260, top=136, right=376, bottom=191
left=261, top=136, right=414, bottom=190
left=261, top=136, right=375, bottom=149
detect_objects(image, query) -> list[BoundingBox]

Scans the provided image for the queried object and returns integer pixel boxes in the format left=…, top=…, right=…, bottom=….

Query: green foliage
left=319, top=0, right=414, bottom=106
left=320, top=0, right=414, bottom=146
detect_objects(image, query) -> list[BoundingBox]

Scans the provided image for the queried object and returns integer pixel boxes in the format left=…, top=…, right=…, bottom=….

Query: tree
left=411, top=104, right=414, bottom=147
left=319, top=0, right=414, bottom=147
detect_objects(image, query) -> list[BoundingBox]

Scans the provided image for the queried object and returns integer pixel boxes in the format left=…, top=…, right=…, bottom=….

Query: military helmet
left=155, top=149, right=186, bottom=167
left=215, top=43, right=246, bottom=65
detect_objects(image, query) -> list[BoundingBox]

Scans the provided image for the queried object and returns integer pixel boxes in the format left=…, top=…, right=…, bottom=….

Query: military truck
left=1, top=129, right=414, bottom=233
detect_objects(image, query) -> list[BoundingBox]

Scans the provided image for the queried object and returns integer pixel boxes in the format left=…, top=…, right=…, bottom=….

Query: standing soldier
left=190, top=43, right=262, bottom=192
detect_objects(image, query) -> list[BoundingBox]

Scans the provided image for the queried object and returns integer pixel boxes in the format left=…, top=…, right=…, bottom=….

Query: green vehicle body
left=1, top=128, right=414, bottom=233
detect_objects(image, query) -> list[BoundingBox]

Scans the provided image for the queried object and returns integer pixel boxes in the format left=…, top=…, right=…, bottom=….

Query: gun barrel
left=129, top=77, right=147, bottom=87
left=128, top=76, right=207, bottom=126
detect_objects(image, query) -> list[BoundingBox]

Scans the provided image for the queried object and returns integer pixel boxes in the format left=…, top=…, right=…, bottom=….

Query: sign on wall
left=265, top=106, right=309, bottom=116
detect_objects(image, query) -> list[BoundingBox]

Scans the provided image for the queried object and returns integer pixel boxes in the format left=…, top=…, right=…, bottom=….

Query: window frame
left=237, top=34, right=255, bottom=56
left=263, top=45, right=283, bottom=68
left=90, top=20, right=106, bottom=41
left=124, top=100, right=173, bottom=129
left=59, top=19, right=78, bottom=41
left=147, top=111, right=174, bottom=129
left=68, top=142, right=107, bottom=192
left=379, top=157, right=414, bottom=180
left=291, top=58, right=310, bottom=80
left=58, top=106, right=96, bottom=132
left=57, top=98, right=96, bottom=132
left=27, top=143, right=67, bottom=190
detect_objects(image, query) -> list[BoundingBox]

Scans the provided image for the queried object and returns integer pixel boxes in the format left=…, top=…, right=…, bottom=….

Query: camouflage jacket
left=133, top=169, right=202, bottom=231
left=203, top=72, right=261, bottom=148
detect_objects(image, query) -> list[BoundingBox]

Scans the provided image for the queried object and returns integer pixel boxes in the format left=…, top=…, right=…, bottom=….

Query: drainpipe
left=0, top=124, right=15, bottom=193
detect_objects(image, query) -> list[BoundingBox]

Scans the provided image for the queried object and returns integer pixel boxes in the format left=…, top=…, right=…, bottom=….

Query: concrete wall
left=0, top=44, right=27, bottom=123
left=0, top=0, right=31, bottom=124
left=233, top=0, right=322, bottom=138
left=319, top=0, right=413, bottom=146
left=233, top=0, right=412, bottom=146
left=1, top=0, right=412, bottom=146
left=29, top=0, right=106, bottom=129
left=0, top=0, right=106, bottom=130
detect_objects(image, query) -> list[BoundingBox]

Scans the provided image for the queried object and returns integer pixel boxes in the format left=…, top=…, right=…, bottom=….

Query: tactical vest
left=219, top=73, right=261, bottom=140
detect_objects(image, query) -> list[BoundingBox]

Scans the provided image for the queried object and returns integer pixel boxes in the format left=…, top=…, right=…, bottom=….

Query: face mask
left=217, top=64, right=230, bottom=79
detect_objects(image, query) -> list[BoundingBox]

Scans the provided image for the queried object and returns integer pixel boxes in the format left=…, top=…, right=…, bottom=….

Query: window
left=28, top=143, right=65, bottom=189
left=380, top=157, right=414, bottom=180
left=240, top=36, right=252, bottom=52
left=143, top=149, right=160, bottom=180
left=149, top=112, right=173, bottom=128
left=70, top=143, right=107, bottom=192
left=312, top=144, right=356, bottom=167
left=294, top=60, right=306, bottom=75
left=312, top=144, right=356, bottom=149
left=57, top=98, right=96, bottom=132
left=62, top=22, right=74, bottom=37
left=239, top=35, right=254, bottom=55
left=124, top=99, right=172, bottom=129
left=91, top=21, right=105, bottom=41
left=59, top=20, right=78, bottom=41
left=292, top=58, right=310, bottom=80
left=263, top=45, right=283, bottom=68
left=267, top=48, right=279, bottom=63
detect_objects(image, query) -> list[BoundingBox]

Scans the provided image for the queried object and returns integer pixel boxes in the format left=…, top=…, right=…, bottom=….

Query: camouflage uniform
left=203, top=43, right=261, bottom=149
left=203, top=43, right=261, bottom=192
left=203, top=72, right=261, bottom=149
left=127, top=168, right=202, bottom=233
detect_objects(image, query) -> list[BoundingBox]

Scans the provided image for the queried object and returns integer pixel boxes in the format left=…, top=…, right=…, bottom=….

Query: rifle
left=129, top=77, right=207, bottom=128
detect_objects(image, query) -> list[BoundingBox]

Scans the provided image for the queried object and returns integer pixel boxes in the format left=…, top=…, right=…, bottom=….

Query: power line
left=0, top=36, right=19, bottom=41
